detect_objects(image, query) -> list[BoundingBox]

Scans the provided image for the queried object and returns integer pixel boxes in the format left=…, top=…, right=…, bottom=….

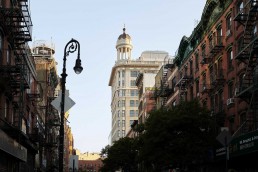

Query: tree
left=100, top=137, right=138, bottom=172
left=139, top=99, right=217, bottom=171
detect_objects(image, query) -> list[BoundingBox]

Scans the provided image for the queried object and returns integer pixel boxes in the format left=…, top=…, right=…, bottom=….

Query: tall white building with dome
left=108, top=28, right=172, bottom=143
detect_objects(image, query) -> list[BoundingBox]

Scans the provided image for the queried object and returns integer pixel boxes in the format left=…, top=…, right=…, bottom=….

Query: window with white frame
left=130, top=80, right=136, bottom=86
left=130, top=110, right=134, bottom=117
left=130, top=71, right=139, bottom=77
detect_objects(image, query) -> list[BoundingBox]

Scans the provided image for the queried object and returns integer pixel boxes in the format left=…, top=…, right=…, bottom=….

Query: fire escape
left=0, top=1, right=32, bottom=131
left=176, top=70, right=193, bottom=100
left=234, top=0, right=258, bottom=134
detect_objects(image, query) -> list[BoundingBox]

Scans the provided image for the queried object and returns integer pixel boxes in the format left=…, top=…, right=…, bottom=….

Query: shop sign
left=0, top=129, right=27, bottom=161
left=229, top=130, right=258, bottom=157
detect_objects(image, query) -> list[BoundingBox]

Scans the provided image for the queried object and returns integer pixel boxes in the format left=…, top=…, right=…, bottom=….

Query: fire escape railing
left=234, top=0, right=258, bottom=135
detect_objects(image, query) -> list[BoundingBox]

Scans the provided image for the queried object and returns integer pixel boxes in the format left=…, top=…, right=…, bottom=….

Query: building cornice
left=108, top=62, right=161, bottom=86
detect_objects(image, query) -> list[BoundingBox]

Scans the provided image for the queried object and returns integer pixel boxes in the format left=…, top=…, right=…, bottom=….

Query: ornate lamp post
left=59, top=39, right=83, bottom=172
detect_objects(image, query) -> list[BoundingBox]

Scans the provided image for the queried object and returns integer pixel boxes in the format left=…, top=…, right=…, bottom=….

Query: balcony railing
left=209, top=36, right=224, bottom=55
left=210, top=69, right=225, bottom=86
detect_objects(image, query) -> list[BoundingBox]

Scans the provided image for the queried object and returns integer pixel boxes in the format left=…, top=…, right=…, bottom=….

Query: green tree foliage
left=139, top=99, right=217, bottom=171
left=100, top=137, right=138, bottom=172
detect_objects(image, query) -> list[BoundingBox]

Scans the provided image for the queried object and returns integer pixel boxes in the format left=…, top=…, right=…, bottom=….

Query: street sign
left=216, top=129, right=232, bottom=147
left=51, top=90, right=75, bottom=113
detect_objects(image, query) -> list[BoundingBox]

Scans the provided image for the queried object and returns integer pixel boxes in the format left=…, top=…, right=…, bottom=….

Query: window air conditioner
left=227, top=98, right=235, bottom=106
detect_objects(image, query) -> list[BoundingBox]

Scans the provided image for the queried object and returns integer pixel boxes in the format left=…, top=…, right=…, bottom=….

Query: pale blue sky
left=30, top=1, right=206, bottom=152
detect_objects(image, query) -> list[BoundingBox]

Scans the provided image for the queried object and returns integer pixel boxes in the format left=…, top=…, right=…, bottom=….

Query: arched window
left=7, top=45, right=11, bottom=65
left=226, top=13, right=232, bottom=37
left=227, top=47, right=233, bottom=70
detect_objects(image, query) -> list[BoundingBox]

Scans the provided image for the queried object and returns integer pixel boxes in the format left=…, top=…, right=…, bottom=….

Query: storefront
left=215, top=130, right=258, bottom=171
left=0, top=129, right=27, bottom=172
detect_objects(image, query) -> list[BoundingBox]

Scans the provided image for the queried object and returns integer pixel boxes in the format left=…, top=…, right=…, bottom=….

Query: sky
left=29, top=0, right=206, bottom=153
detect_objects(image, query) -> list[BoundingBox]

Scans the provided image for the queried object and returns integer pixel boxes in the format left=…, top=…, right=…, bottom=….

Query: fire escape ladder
left=235, top=0, right=258, bottom=99
left=233, top=1, right=258, bottom=136
left=176, top=75, right=192, bottom=97
left=235, top=0, right=258, bottom=63
left=161, top=68, right=168, bottom=107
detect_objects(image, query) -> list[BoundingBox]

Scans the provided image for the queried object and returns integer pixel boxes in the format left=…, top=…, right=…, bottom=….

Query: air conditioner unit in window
left=227, top=98, right=235, bottom=106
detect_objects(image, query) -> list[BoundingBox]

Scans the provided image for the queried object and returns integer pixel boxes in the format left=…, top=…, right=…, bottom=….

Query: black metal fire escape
left=176, top=73, right=193, bottom=100
left=0, top=0, right=35, bottom=152
left=154, top=63, right=175, bottom=108
left=234, top=0, right=258, bottom=134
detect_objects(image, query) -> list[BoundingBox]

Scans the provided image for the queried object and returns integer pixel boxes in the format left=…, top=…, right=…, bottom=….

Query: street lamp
left=59, top=38, right=83, bottom=172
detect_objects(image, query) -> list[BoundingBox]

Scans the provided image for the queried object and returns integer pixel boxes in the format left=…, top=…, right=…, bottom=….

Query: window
left=226, top=14, right=232, bottom=36
left=118, top=120, right=120, bottom=127
left=240, top=112, right=246, bottom=125
left=4, top=99, right=9, bottom=119
left=130, top=100, right=134, bottom=107
left=0, top=32, right=3, bottom=64
left=7, top=46, right=11, bottom=65
left=172, top=77, right=176, bottom=92
left=195, top=53, right=199, bottom=70
left=122, top=110, right=125, bottom=117
left=217, top=26, right=222, bottom=44
left=237, top=37, right=243, bottom=54
left=122, top=130, right=125, bottom=137
left=122, top=100, right=125, bottom=107
left=130, top=71, right=139, bottom=77
left=130, top=120, right=134, bottom=125
left=130, top=80, right=136, bottom=86
left=118, top=130, right=121, bottom=137
left=130, top=89, right=138, bottom=96
left=122, top=90, right=126, bottom=96
left=122, top=120, right=125, bottom=127
left=190, top=61, right=193, bottom=75
left=209, top=35, right=213, bottom=50
left=196, top=80, right=199, bottom=96
left=202, top=74, right=206, bottom=89
left=201, top=44, right=206, bottom=59
left=238, top=1, right=244, bottom=14
left=117, top=100, right=120, bottom=107
left=253, top=25, right=257, bottom=38
left=190, top=86, right=193, bottom=100
left=172, top=100, right=176, bottom=107
left=130, top=110, right=134, bottom=117
left=122, top=70, right=125, bottom=77
left=228, top=82, right=234, bottom=98
left=118, top=71, right=120, bottom=78
left=227, top=48, right=233, bottom=69
left=122, top=80, right=125, bottom=87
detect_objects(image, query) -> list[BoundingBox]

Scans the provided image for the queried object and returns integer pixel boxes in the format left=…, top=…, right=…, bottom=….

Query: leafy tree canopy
left=100, top=137, right=138, bottom=172
left=139, top=99, right=217, bottom=170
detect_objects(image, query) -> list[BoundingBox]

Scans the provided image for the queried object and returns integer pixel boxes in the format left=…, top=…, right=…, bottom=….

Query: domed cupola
left=116, top=27, right=133, bottom=60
